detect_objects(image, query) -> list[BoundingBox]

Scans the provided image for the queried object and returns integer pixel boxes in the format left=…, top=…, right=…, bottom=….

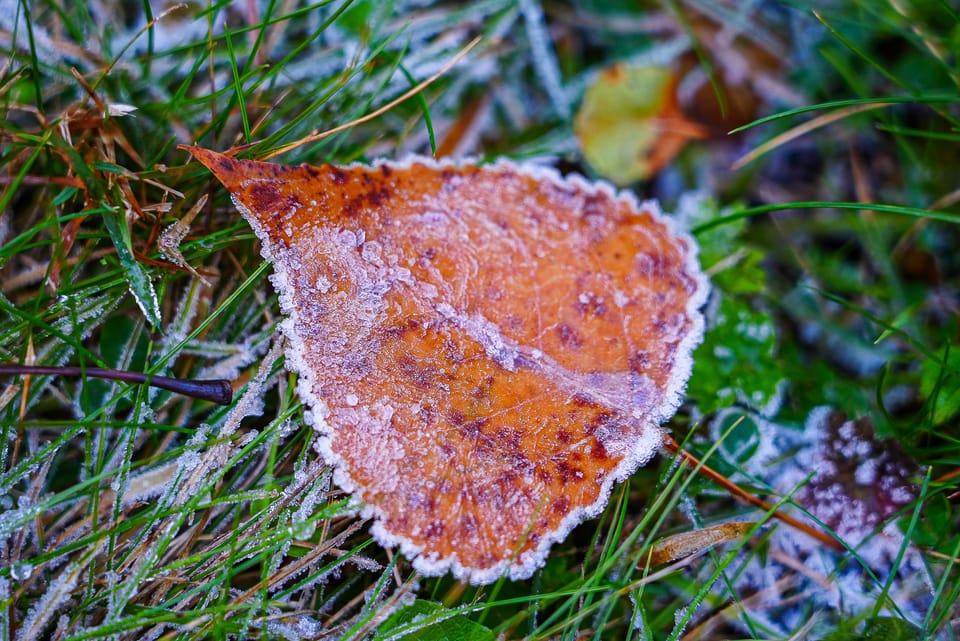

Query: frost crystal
left=10, top=562, right=32, bottom=581
left=15, top=557, right=82, bottom=641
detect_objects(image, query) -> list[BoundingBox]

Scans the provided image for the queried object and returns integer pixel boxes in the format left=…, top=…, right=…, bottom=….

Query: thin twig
left=0, top=365, right=233, bottom=405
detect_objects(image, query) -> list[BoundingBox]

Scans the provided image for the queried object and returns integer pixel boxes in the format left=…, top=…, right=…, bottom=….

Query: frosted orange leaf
left=185, top=146, right=709, bottom=584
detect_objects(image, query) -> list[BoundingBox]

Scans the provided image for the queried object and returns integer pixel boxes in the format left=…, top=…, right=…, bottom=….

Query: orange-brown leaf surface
left=186, top=146, right=708, bottom=584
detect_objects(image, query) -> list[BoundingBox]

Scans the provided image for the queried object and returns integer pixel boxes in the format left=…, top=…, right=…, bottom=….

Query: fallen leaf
left=574, top=65, right=706, bottom=185
left=648, top=521, right=756, bottom=567
left=186, top=146, right=709, bottom=583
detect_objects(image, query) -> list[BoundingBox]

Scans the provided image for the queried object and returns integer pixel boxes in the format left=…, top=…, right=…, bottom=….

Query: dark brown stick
left=0, top=365, right=233, bottom=405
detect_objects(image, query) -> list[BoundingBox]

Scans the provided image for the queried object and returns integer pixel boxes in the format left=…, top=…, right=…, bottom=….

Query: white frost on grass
left=672, top=605, right=691, bottom=639
left=191, top=334, right=273, bottom=382
left=0, top=482, right=48, bottom=541
left=518, top=0, right=570, bottom=117
left=262, top=613, right=324, bottom=641
left=262, top=460, right=333, bottom=579
left=118, top=462, right=179, bottom=508
left=104, top=520, right=181, bottom=626
left=706, top=406, right=928, bottom=635
left=9, top=560, right=32, bottom=582
left=290, top=463, right=332, bottom=536
left=629, top=590, right=646, bottom=632
left=217, top=338, right=285, bottom=436
left=158, top=281, right=203, bottom=364
left=0, top=0, right=72, bottom=67
left=14, top=553, right=89, bottom=641
left=707, top=408, right=783, bottom=471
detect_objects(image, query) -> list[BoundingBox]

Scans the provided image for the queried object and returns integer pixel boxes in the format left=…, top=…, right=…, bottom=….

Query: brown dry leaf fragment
left=159, top=194, right=211, bottom=285
left=647, top=521, right=756, bottom=567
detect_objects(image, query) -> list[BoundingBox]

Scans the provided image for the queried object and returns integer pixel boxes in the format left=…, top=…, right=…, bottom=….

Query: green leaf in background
left=820, top=616, right=923, bottom=641
left=374, top=600, right=493, bottom=641
left=101, top=206, right=161, bottom=328
left=909, top=493, right=952, bottom=548
left=99, top=316, right=148, bottom=369
left=861, top=617, right=924, bottom=641
left=574, top=64, right=705, bottom=185
left=338, top=0, right=376, bottom=36
left=683, top=194, right=782, bottom=414
left=709, top=410, right=763, bottom=465
left=920, top=345, right=960, bottom=426
left=686, top=195, right=766, bottom=295
left=691, top=295, right=782, bottom=415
